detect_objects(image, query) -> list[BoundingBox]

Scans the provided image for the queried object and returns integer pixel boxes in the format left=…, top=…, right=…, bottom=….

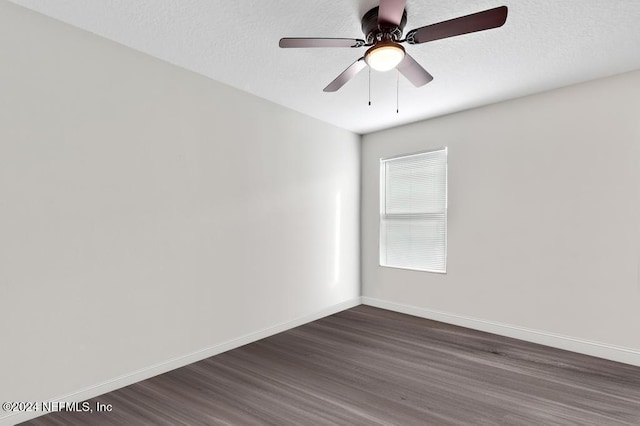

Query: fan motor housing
left=361, top=6, right=407, bottom=44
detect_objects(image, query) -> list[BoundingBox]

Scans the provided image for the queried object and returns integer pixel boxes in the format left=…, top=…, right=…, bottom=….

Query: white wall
left=362, top=70, right=640, bottom=361
left=0, top=1, right=360, bottom=416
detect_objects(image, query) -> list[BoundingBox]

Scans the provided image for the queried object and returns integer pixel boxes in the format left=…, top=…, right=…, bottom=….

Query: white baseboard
left=2, top=297, right=362, bottom=426
left=361, top=296, right=640, bottom=367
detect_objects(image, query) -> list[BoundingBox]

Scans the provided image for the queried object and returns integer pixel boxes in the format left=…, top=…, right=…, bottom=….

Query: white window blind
left=380, top=148, right=447, bottom=273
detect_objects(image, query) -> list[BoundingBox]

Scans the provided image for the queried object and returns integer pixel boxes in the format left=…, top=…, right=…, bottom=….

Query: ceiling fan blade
left=279, top=38, right=365, bottom=48
left=406, top=6, right=508, bottom=44
left=324, top=57, right=367, bottom=92
left=396, top=54, right=433, bottom=87
left=378, top=0, right=406, bottom=27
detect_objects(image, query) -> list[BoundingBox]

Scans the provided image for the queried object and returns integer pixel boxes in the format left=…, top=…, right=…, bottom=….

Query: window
left=379, top=148, right=447, bottom=273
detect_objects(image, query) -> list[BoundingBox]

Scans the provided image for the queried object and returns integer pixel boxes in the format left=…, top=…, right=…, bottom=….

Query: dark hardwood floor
left=22, top=305, right=640, bottom=425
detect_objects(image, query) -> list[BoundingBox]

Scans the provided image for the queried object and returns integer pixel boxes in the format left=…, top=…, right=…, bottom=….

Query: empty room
left=2, top=0, right=640, bottom=424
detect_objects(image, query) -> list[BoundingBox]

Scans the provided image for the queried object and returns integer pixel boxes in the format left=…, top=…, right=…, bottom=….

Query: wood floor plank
left=21, top=306, right=640, bottom=425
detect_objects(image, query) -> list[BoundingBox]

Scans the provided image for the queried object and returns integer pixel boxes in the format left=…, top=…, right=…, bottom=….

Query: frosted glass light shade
left=365, top=43, right=405, bottom=72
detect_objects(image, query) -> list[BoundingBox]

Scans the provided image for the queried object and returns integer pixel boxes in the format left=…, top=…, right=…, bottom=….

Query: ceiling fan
left=279, top=0, right=508, bottom=92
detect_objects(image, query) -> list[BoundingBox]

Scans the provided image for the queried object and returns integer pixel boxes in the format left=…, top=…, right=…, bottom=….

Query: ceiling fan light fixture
left=365, top=42, right=405, bottom=72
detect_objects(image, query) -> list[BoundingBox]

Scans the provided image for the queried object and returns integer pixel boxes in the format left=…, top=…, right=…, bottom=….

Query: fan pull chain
left=396, top=69, right=400, bottom=114
left=368, top=67, right=371, bottom=106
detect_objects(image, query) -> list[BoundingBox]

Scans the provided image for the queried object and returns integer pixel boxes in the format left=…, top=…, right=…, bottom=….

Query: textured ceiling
left=9, top=0, right=640, bottom=134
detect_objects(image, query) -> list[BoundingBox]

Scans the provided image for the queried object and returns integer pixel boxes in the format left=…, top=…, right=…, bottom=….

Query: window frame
left=379, top=147, right=448, bottom=274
